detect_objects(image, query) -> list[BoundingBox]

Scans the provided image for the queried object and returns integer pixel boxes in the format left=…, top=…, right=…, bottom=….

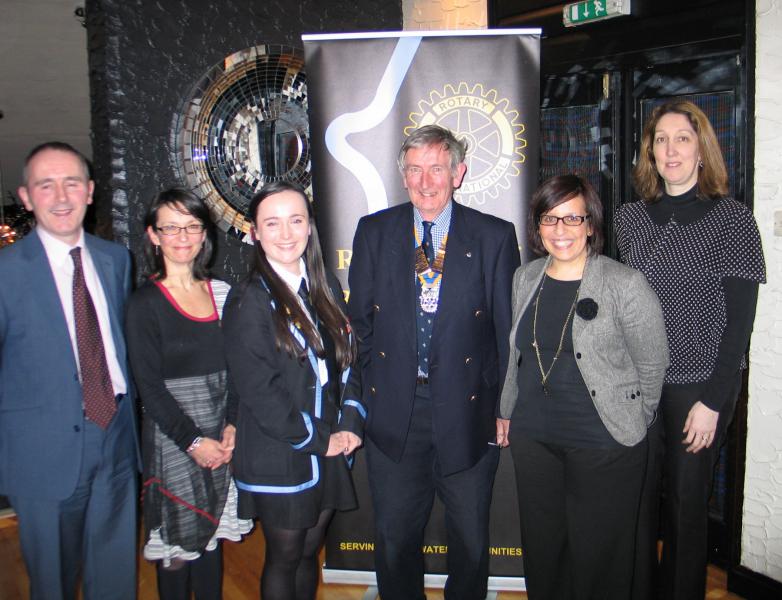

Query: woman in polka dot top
left=616, top=100, right=766, bottom=600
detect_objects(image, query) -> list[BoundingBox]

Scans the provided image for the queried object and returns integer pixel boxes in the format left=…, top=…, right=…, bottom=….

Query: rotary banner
left=302, top=29, right=540, bottom=592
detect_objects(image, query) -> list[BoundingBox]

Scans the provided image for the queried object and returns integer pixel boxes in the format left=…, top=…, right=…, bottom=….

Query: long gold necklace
left=531, top=274, right=580, bottom=395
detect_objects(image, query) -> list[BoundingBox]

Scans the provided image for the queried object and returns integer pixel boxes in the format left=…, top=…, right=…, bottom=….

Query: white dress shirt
left=37, top=226, right=127, bottom=395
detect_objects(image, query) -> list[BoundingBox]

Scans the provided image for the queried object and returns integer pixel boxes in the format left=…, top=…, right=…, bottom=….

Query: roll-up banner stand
left=302, top=29, right=540, bottom=594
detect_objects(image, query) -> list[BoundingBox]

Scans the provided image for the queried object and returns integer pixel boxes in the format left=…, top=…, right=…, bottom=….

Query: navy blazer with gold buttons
left=348, top=201, right=519, bottom=476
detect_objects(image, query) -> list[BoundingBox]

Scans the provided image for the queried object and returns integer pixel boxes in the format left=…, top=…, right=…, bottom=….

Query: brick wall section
left=402, top=0, right=487, bottom=30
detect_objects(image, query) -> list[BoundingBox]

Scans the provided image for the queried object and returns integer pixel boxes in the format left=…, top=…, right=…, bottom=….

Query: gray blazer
left=499, top=254, right=669, bottom=446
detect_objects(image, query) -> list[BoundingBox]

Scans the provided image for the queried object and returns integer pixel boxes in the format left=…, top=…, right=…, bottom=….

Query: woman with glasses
left=497, top=174, right=669, bottom=599
left=617, top=101, right=765, bottom=600
left=127, top=188, right=251, bottom=599
left=222, top=181, right=364, bottom=600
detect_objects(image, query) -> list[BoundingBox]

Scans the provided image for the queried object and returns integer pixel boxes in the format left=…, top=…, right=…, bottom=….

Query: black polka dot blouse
left=616, top=195, right=766, bottom=385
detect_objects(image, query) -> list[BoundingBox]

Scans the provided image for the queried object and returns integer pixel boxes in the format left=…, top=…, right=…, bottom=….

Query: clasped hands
left=326, top=431, right=363, bottom=457
left=191, top=426, right=361, bottom=466
left=190, top=424, right=237, bottom=470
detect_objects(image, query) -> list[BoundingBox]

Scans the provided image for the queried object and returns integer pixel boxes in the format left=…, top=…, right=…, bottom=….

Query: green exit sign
left=563, top=0, right=631, bottom=27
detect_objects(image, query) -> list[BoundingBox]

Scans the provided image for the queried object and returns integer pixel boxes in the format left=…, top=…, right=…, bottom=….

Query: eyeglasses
left=539, top=214, right=590, bottom=227
left=155, top=224, right=206, bottom=236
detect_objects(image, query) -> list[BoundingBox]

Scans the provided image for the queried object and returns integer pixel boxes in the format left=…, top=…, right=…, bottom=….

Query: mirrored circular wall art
left=172, top=44, right=310, bottom=240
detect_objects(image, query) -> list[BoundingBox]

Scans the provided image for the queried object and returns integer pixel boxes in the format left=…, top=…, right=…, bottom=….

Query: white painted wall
left=743, top=0, right=782, bottom=583
left=402, top=0, right=487, bottom=30
left=0, top=0, right=91, bottom=199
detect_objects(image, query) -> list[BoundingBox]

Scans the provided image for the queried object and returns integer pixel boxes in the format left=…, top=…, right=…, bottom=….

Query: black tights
left=156, top=544, right=223, bottom=600
left=260, top=509, right=334, bottom=600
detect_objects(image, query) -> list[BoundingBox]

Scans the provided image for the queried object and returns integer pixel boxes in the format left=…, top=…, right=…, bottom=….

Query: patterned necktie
left=422, top=220, right=435, bottom=265
left=70, top=247, right=117, bottom=429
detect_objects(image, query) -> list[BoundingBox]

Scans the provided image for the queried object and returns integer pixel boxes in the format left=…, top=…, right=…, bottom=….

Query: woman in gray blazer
left=497, top=174, right=669, bottom=600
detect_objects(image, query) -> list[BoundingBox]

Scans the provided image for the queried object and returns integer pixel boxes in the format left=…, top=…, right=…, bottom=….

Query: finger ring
left=702, top=434, right=708, bottom=440
left=344, top=447, right=349, bottom=452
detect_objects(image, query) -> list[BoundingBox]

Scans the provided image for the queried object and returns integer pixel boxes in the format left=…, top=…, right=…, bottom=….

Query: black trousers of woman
left=156, top=545, right=223, bottom=600
left=632, top=376, right=740, bottom=600
left=510, top=431, right=647, bottom=600
left=260, top=509, right=334, bottom=600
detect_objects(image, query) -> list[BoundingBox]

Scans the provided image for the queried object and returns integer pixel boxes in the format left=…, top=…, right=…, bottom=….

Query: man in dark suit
left=348, top=125, right=520, bottom=599
left=0, top=142, right=139, bottom=600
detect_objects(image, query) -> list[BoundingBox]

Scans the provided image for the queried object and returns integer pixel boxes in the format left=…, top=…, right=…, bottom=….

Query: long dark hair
left=142, top=187, right=216, bottom=280
left=248, top=181, right=356, bottom=370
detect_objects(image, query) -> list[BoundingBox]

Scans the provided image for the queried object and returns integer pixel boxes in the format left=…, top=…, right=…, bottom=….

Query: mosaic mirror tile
left=173, top=44, right=310, bottom=240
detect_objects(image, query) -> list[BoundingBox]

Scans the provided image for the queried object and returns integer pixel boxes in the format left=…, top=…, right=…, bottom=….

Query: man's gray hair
left=397, top=125, right=468, bottom=173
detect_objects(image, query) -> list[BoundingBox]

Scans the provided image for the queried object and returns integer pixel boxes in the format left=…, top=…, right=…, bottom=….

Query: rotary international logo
left=405, top=82, right=527, bottom=206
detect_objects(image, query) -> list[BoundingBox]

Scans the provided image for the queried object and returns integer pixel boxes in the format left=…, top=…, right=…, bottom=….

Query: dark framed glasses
left=538, top=214, right=590, bottom=227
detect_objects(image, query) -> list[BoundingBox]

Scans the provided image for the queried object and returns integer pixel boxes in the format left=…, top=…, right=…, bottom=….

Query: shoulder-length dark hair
left=633, top=100, right=729, bottom=202
left=527, top=174, right=604, bottom=256
left=142, top=187, right=216, bottom=281
left=248, top=181, right=356, bottom=370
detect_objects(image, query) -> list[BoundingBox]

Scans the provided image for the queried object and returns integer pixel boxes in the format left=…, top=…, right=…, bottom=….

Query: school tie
left=297, top=278, right=315, bottom=322
left=422, top=220, right=435, bottom=265
left=70, top=247, right=117, bottom=429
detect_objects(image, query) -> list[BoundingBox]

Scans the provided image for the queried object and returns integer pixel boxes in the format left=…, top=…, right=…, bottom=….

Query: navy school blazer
left=223, top=272, right=365, bottom=493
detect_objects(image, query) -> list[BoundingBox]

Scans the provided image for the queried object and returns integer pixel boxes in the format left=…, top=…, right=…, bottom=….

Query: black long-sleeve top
left=126, top=279, right=237, bottom=452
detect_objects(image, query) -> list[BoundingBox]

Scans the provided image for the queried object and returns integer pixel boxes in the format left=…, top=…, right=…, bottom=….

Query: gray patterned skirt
left=142, top=370, right=251, bottom=558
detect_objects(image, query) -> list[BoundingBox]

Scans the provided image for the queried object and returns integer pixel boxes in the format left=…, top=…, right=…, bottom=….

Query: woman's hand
left=190, top=437, right=231, bottom=469
left=326, top=432, right=349, bottom=457
left=682, top=401, right=719, bottom=453
left=220, top=424, right=236, bottom=453
left=213, top=424, right=237, bottom=465
left=340, top=431, right=363, bottom=455
left=495, top=418, right=510, bottom=448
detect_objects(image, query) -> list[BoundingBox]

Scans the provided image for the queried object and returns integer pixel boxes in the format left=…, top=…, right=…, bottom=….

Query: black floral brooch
left=576, top=298, right=598, bottom=320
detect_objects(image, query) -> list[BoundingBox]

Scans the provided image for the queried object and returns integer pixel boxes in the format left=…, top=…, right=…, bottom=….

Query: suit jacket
left=499, top=254, right=670, bottom=446
left=0, top=230, right=139, bottom=500
left=348, top=201, right=520, bottom=475
left=223, top=272, right=365, bottom=491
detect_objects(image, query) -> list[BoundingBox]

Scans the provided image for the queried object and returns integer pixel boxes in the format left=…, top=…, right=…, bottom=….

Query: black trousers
left=632, top=375, right=740, bottom=600
left=509, top=430, right=647, bottom=600
left=366, top=385, right=500, bottom=600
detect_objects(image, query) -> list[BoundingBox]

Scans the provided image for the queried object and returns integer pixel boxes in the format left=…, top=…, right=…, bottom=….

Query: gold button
left=373, top=304, right=381, bottom=312
left=378, top=351, right=386, bottom=358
